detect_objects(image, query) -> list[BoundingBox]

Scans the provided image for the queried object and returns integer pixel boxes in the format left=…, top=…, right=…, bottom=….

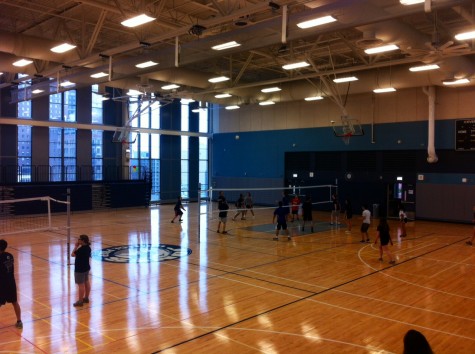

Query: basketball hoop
left=342, top=132, right=352, bottom=145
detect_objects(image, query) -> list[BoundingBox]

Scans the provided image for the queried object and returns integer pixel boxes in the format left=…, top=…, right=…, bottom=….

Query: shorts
left=175, top=210, right=183, bottom=216
left=276, top=222, right=288, bottom=230
left=75, top=271, right=90, bottom=284
left=219, top=216, right=227, bottom=223
left=401, top=217, right=408, bottom=223
left=361, top=223, right=370, bottom=232
left=292, top=210, right=298, bottom=215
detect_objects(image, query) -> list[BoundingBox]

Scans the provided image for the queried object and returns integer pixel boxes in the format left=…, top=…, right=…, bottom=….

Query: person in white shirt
left=360, top=205, right=371, bottom=243
left=399, top=206, right=408, bottom=237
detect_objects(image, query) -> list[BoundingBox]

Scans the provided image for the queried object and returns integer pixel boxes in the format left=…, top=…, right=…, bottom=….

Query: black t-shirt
left=74, top=245, right=91, bottom=273
left=377, top=224, right=391, bottom=244
left=218, top=196, right=229, bottom=217
left=0, top=251, right=17, bottom=303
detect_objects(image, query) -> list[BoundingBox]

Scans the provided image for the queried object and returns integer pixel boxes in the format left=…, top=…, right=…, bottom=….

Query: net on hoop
left=342, top=132, right=352, bottom=145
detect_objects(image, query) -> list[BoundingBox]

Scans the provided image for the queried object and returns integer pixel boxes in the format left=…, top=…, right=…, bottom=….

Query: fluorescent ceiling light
left=364, top=44, right=399, bottom=54
left=261, top=87, right=281, bottom=93
left=212, top=41, right=241, bottom=50
left=0, top=72, right=3, bottom=76
left=121, top=14, right=155, bottom=27
left=225, top=105, right=240, bottom=110
left=455, top=30, right=475, bottom=41
left=136, top=61, right=158, bottom=68
left=400, top=0, right=424, bottom=4
left=50, top=43, right=76, bottom=53
left=373, top=87, right=396, bottom=93
left=161, top=84, right=180, bottom=90
left=442, top=78, right=470, bottom=86
left=282, top=61, right=310, bottom=70
left=32, top=89, right=44, bottom=94
left=297, top=15, right=337, bottom=29
left=101, top=96, right=110, bottom=101
left=215, top=93, right=232, bottom=98
left=90, top=72, right=108, bottom=78
left=192, top=107, right=207, bottom=113
left=409, top=64, right=440, bottom=72
left=127, top=89, right=143, bottom=96
left=259, top=101, right=275, bottom=106
left=305, top=96, right=324, bottom=101
left=181, top=98, right=195, bottom=104
left=333, top=76, right=358, bottom=83
left=60, top=81, right=75, bottom=87
left=13, top=59, right=33, bottom=67
left=208, top=76, right=230, bottom=83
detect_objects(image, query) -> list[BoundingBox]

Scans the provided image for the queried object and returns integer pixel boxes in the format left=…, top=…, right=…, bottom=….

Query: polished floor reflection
left=1, top=203, right=474, bottom=353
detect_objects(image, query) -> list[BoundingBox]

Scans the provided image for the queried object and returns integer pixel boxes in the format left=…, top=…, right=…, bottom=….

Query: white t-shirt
left=399, top=210, right=407, bottom=220
left=362, top=209, right=371, bottom=224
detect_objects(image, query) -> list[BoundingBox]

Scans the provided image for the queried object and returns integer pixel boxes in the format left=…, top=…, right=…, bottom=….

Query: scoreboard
left=455, top=119, right=475, bottom=151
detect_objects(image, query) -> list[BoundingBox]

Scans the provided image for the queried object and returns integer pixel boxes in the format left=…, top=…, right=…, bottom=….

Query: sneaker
left=222, top=231, right=228, bottom=234
left=179, top=219, right=183, bottom=222
left=216, top=230, right=220, bottom=233
left=83, top=297, right=90, bottom=303
left=366, top=239, right=370, bottom=243
left=389, top=260, right=396, bottom=265
left=360, top=240, right=366, bottom=243
left=15, top=320, right=23, bottom=329
left=466, top=241, right=473, bottom=246
left=241, top=218, right=246, bottom=220
left=287, top=236, right=291, bottom=240
left=273, top=237, right=278, bottom=240
left=171, top=220, right=174, bottom=223
left=73, top=301, right=83, bottom=307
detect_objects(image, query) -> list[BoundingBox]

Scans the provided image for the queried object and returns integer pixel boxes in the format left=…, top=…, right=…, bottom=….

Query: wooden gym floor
left=0, top=203, right=474, bottom=353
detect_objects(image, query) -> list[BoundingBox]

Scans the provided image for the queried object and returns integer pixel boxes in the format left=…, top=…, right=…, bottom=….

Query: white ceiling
left=1, top=0, right=475, bottom=106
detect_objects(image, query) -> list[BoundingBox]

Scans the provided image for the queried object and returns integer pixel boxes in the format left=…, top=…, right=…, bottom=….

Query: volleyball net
left=197, top=184, right=337, bottom=239
left=0, top=196, right=71, bottom=237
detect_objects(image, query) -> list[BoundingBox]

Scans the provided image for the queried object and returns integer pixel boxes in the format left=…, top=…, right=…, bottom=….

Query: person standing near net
left=273, top=201, right=290, bottom=240
left=217, top=191, right=229, bottom=234
left=171, top=196, right=186, bottom=223
left=466, top=205, right=475, bottom=246
left=302, top=196, right=314, bottom=232
left=0, top=239, right=22, bottom=329
left=360, top=204, right=371, bottom=243
left=399, top=205, right=408, bottom=237
left=344, top=198, right=353, bottom=233
left=232, top=193, right=246, bottom=221
left=374, top=218, right=395, bottom=264
left=290, top=194, right=301, bottom=222
left=71, top=234, right=92, bottom=307
left=282, top=190, right=291, bottom=221
left=330, top=193, right=341, bottom=225
left=244, top=192, right=255, bottom=218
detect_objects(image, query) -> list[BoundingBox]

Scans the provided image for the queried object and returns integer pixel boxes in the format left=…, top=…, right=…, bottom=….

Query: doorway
left=387, top=183, right=416, bottom=220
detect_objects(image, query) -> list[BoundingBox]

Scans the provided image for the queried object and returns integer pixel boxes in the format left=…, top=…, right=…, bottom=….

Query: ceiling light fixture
left=208, top=76, right=230, bottom=83
left=212, top=41, right=241, bottom=50
left=373, top=87, right=396, bottom=93
left=333, top=76, right=358, bottom=83
left=364, top=44, right=399, bottom=54
left=121, top=14, right=155, bottom=28
left=297, top=15, right=337, bottom=29
left=215, top=93, right=232, bottom=98
left=455, top=30, right=475, bottom=41
left=282, top=61, right=310, bottom=70
left=90, top=72, right=108, bottom=78
left=32, top=89, right=44, bottom=94
left=442, top=78, right=470, bottom=86
left=60, top=81, right=75, bottom=87
left=225, top=105, right=240, bottom=110
left=259, top=101, right=275, bottom=106
left=13, top=59, right=33, bottom=67
left=181, top=98, right=195, bottom=104
left=136, top=61, right=158, bottom=68
left=50, top=43, right=77, bottom=53
left=304, top=96, right=324, bottom=101
left=161, top=84, right=180, bottom=90
left=409, top=64, right=440, bottom=72
left=127, top=89, right=143, bottom=96
left=261, top=87, right=281, bottom=93
left=400, top=0, right=424, bottom=5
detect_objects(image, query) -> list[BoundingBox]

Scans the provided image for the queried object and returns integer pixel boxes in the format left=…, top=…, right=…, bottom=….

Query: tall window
left=49, top=91, right=77, bottom=181
left=91, top=85, right=103, bottom=180
left=198, top=104, right=209, bottom=196
left=129, top=98, right=161, bottom=201
left=181, top=103, right=189, bottom=198
left=18, top=126, right=32, bottom=182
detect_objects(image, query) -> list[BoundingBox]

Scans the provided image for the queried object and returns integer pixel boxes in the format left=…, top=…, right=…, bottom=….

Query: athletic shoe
left=179, top=219, right=183, bottom=222
left=288, top=236, right=291, bottom=240
left=83, top=297, right=90, bottom=303
left=466, top=241, right=473, bottom=246
left=216, top=230, right=220, bottom=233
left=171, top=220, right=174, bottom=223
left=73, top=301, right=83, bottom=307
left=15, top=321, right=23, bottom=329
left=360, top=240, right=366, bottom=243
left=222, top=231, right=228, bottom=234
left=389, top=260, right=396, bottom=265
left=366, top=239, right=370, bottom=243
left=273, top=237, right=278, bottom=240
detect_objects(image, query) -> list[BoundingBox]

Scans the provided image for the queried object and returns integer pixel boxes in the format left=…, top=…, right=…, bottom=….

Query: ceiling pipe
left=423, top=86, right=438, bottom=163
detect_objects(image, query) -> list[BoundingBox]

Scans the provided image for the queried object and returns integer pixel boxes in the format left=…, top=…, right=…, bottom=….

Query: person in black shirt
left=71, top=234, right=92, bottom=307
left=0, top=239, right=22, bottom=328
left=171, top=196, right=186, bottom=223
left=217, top=191, right=229, bottom=234
left=374, top=218, right=395, bottom=264
left=466, top=206, right=475, bottom=246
